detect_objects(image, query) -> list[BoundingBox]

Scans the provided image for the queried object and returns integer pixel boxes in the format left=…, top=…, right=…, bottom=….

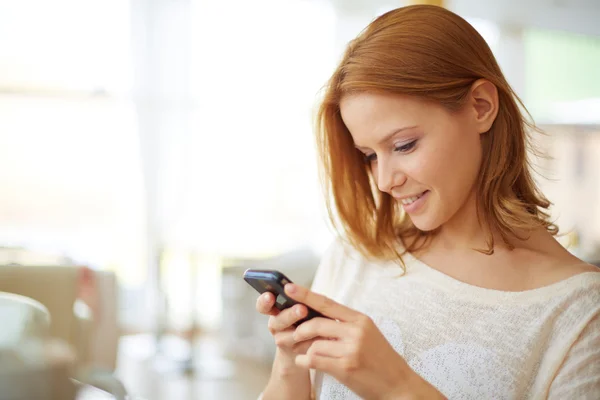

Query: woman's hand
left=256, top=292, right=314, bottom=400
left=285, top=284, right=446, bottom=400
left=255, top=292, right=318, bottom=363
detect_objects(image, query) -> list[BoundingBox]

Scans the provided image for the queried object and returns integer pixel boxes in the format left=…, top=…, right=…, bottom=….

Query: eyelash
left=363, top=140, right=418, bottom=163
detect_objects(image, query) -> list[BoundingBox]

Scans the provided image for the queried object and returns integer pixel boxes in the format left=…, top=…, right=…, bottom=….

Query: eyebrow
left=355, top=125, right=418, bottom=150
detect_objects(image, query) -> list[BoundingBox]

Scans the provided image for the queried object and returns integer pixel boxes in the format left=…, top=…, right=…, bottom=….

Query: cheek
left=433, top=136, right=482, bottom=201
left=401, top=146, right=446, bottom=186
left=409, top=136, right=481, bottom=197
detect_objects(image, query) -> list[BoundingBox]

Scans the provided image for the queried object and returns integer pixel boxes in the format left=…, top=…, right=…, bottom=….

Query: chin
left=408, top=215, right=442, bottom=232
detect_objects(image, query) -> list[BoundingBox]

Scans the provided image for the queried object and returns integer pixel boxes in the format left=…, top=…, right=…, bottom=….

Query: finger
left=273, top=329, right=296, bottom=349
left=291, top=337, right=318, bottom=354
left=295, top=353, right=341, bottom=372
left=296, top=352, right=357, bottom=380
left=307, top=339, right=347, bottom=358
left=268, top=304, right=308, bottom=332
left=284, top=284, right=358, bottom=322
left=294, top=318, right=347, bottom=342
left=256, top=292, right=279, bottom=316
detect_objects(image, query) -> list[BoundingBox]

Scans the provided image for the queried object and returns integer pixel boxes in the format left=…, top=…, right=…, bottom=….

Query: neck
left=430, top=190, right=558, bottom=256
left=432, top=189, right=495, bottom=252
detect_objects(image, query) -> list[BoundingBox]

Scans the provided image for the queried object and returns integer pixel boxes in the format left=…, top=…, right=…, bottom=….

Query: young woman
left=255, top=5, right=600, bottom=399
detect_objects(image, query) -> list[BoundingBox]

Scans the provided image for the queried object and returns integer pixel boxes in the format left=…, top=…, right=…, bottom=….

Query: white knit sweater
left=308, top=240, right=600, bottom=400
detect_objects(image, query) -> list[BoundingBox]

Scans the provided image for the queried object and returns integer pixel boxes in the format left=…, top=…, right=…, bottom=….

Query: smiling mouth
left=400, top=191, right=428, bottom=205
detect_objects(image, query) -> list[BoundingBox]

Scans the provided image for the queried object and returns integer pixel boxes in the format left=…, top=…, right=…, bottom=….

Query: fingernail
left=261, top=294, right=269, bottom=303
left=295, top=306, right=302, bottom=317
left=286, top=284, right=297, bottom=294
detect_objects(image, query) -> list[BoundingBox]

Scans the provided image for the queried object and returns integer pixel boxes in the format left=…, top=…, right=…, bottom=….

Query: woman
left=256, top=5, right=600, bottom=399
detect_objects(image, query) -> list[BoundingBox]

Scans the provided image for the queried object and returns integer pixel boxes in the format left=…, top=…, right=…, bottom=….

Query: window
left=0, top=0, right=146, bottom=286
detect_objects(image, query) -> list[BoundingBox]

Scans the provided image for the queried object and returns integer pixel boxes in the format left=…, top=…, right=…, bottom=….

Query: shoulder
left=310, top=237, right=351, bottom=291
left=320, top=237, right=365, bottom=266
left=558, top=256, right=600, bottom=275
left=544, top=260, right=600, bottom=287
left=513, top=230, right=600, bottom=288
left=528, top=246, right=600, bottom=289
left=551, top=261, right=600, bottom=321
left=311, top=237, right=372, bottom=297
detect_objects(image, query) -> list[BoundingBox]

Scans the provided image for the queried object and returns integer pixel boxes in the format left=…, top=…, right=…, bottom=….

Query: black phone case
left=243, top=269, right=324, bottom=326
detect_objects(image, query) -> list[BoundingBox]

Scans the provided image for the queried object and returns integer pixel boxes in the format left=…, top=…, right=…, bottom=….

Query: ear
left=468, top=79, right=499, bottom=134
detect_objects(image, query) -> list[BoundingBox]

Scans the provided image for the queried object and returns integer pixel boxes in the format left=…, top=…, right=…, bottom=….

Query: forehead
left=340, top=92, right=432, bottom=142
left=341, top=92, right=433, bottom=123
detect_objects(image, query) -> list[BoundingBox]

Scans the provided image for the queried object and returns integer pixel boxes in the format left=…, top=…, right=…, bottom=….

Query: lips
left=400, top=191, right=427, bottom=205
left=397, top=190, right=430, bottom=214
left=399, top=191, right=427, bottom=205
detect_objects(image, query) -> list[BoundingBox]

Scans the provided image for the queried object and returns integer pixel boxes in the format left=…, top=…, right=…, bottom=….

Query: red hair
left=315, top=5, right=557, bottom=266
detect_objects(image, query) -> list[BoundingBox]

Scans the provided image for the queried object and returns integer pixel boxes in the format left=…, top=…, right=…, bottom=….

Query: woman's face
left=340, top=91, right=486, bottom=232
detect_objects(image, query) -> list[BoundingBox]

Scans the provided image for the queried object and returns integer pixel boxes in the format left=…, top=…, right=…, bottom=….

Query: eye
left=363, top=153, right=377, bottom=163
left=394, top=139, right=417, bottom=153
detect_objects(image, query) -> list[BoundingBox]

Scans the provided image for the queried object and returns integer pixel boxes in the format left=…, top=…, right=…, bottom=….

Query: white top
left=309, top=239, right=600, bottom=400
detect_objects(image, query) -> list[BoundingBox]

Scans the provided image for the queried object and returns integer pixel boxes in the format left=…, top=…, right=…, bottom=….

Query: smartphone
left=243, top=269, right=324, bottom=326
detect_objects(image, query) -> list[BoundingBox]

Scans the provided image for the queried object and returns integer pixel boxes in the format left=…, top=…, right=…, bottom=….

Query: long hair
left=315, top=5, right=557, bottom=267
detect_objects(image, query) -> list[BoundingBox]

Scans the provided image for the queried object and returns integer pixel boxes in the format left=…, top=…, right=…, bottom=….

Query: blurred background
left=0, top=0, right=599, bottom=398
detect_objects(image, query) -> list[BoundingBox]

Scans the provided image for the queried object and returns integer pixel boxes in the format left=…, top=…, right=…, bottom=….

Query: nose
left=375, top=156, right=405, bottom=194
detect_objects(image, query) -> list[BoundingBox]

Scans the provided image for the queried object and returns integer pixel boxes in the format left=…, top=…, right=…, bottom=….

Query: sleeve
left=548, top=312, right=600, bottom=399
